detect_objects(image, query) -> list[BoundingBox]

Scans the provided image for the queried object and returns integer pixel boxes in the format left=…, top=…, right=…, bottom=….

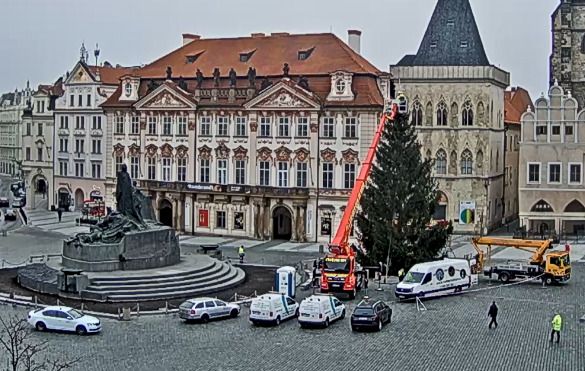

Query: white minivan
left=395, top=258, right=472, bottom=299
left=249, top=293, right=299, bottom=326
left=298, top=294, right=346, bottom=328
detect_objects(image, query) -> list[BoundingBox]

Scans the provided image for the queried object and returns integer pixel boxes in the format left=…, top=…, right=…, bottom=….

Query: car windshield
left=353, top=307, right=374, bottom=316
left=67, top=309, right=83, bottom=319
left=323, top=258, right=350, bottom=273
left=403, top=271, right=425, bottom=284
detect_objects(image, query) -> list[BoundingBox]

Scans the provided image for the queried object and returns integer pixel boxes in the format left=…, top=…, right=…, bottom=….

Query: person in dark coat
left=488, top=301, right=498, bottom=329
left=57, top=207, right=63, bottom=222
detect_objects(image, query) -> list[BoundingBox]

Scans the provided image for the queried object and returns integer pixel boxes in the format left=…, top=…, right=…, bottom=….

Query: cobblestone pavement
left=1, top=264, right=584, bottom=371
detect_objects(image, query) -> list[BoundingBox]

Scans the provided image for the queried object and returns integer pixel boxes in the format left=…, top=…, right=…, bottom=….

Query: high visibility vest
left=238, top=247, right=245, bottom=254
left=552, top=315, right=562, bottom=331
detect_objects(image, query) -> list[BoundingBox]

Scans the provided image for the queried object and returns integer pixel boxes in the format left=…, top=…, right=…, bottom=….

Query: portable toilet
left=275, top=266, right=296, bottom=298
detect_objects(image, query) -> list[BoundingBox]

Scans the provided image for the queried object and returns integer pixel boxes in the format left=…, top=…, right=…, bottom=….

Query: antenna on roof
left=94, top=43, right=101, bottom=66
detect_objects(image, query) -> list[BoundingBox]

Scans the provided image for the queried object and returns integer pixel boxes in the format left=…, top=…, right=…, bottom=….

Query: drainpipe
left=501, top=125, right=508, bottom=228
left=314, top=109, right=322, bottom=243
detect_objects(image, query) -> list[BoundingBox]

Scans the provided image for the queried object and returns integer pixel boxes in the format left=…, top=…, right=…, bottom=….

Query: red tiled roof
left=505, top=87, right=533, bottom=125
left=88, top=65, right=139, bottom=85
left=139, top=32, right=381, bottom=78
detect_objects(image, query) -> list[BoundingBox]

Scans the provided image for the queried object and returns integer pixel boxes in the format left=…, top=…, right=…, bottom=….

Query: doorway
left=159, top=199, right=173, bottom=227
left=272, top=206, right=292, bottom=240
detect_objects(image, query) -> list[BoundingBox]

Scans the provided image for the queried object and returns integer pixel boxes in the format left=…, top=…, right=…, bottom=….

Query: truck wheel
left=275, top=316, right=281, bottom=326
left=376, top=319, right=383, bottom=332
left=340, top=309, right=346, bottom=320
left=324, top=318, right=329, bottom=328
left=498, top=272, right=510, bottom=283
left=545, top=277, right=554, bottom=285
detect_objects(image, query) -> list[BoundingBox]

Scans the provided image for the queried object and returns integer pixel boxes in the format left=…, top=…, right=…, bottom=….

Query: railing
left=138, top=180, right=311, bottom=197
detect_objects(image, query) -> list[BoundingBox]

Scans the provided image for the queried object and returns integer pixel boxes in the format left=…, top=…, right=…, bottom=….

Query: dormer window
left=298, top=47, right=315, bottom=61
left=124, top=83, right=132, bottom=97
left=239, top=49, right=256, bottom=63
left=335, top=79, right=346, bottom=94
left=185, top=50, right=204, bottom=64
left=460, top=41, right=469, bottom=48
left=447, top=19, right=455, bottom=27
left=430, top=41, right=437, bottom=48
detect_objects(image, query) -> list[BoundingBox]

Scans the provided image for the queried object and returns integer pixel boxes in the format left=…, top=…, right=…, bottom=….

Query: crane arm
left=329, top=103, right=399, bottom=255
left=472, top=237, right=553, bottom=265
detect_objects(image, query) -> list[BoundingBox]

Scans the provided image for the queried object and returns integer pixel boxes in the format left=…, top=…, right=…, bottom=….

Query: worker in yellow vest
left=550, top=313, right=562, bottom=344
left=238, top=245, right=245, bottom=263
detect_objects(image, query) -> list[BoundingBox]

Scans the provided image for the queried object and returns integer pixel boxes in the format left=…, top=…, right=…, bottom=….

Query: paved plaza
left=1, top=265, right=584, bottom=371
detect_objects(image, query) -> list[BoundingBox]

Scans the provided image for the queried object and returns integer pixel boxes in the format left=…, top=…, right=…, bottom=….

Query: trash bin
left=275, top=266, right=296, bottom=298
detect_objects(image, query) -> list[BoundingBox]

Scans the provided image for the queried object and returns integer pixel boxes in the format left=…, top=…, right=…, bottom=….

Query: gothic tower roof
left=404, top=0, right=490, bottom=66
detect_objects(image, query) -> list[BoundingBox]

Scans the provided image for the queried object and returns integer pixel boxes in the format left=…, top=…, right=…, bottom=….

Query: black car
left=350, top=298, right=392, bottom=332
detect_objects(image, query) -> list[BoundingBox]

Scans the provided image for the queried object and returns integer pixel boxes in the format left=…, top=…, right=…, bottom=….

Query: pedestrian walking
left=550, top=313, right=562, bottom=343
left=57, top=207, right=63, bottom=222
left=238, top=245, right=245, bottom=263
left=488, top=301, right=498, bottom=329
left=398, top=268, right=405, bottom=282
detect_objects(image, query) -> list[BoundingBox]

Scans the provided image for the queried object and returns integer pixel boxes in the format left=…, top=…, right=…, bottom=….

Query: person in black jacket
left=488, top=301, right=498, bottom=329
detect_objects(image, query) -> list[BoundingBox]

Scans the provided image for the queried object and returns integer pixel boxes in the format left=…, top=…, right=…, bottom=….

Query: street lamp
left=481, top=179, right=490, bottom=236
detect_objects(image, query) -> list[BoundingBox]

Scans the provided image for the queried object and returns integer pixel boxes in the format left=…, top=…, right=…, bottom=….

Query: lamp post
left=482, top=179, right=490, bottom=236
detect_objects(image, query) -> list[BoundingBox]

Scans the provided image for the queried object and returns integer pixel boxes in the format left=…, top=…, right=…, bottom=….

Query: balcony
left=91, top=129, right=103, bottom=137
left=73, top=129, right=86, bottom=136
left=137, top=180, right=310, bottom=197
left=58, top=128, right=69, bottom=136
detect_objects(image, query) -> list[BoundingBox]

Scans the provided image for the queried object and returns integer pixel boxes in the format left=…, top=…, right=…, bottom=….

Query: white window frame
left=114, top=115, right=125, bottom=135
left=278, top=117, right=290, bottom=137
left=162, top=158, right=172, bottom=181
left=59, top=161, right=68, bottom=176
left=322, top=117, right=335, bottom=138
left=130, top=116, right=139, bottom=135
left=527, top=162, right=541, bottom=185
left=259, top=161, right=270, bottom=186
left=235, top=117, right=247, bottom=137
left=91, top=162, right=101, bottom=178
left=130, top=156, right=140, bottom=180
left=162, top=116, right=173, bottom=136
left=296, top=162, right=308, bottom=187
left=216, top=210, right=227, bottom=229
left=322, top=162, right=334, bottom=188
left=235, top=159, right=246, bottom=185
left=217, top=116, right=229, bottom=137
left=260, top=117, right=271, bottom=137
left=296, top=117, right=308, bottom=137
left=568, top=162, right=583, bottom=185
left=200, top=159, right=210, bottom=183
left=200, top=116, right=211, bottom=136
left=147, top=157, right=156, bottom=180
left=343, top=163, right=356, bottom=189
left=217, top=159, right=228, bottom=184
left=177, top=116, right=187, bottom=136
left=277, top=162, right=288, bottom=187
left=75, top=162, right=84, bottom=177
left=148, top=116, right=157, bottom=135
left=344, top=117, right=357, bottom=138
left=547, top=162, right=562, bottom=184
left=177, top=157, right=187, bottom=182
left=115, top=156, right=124, bottom=174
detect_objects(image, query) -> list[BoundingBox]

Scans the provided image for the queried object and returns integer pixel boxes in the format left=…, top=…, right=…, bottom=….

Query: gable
left=66, top=63, right=96, bottom=84
left=135, top=84, right=196, bottom=110
left=245, top=81, right=320, bottom=110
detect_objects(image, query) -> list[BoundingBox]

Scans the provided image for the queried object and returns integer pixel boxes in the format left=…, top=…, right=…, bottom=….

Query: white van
left=298, top=294, right=346, bottom=328
left=249, top=293, right=299, bottom=326
left=395, top=258, right=472, bottom=299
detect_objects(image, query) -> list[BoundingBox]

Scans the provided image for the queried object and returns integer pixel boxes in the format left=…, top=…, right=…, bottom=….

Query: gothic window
left=530, top=200, right=553, bottom=213
left=450, top=102, right=459, bottom=127
left=412, top=101, right=423, bottom=126
left=425, top=102, right=433, bottom=126
left=460, top=149, right=473, bottom=175
left=461, top=100, right=474, bottom=126
left=435, top=149, right=447, bottom=175
left=449, top=151, right=457, bottom=175
left=437, top=101, right=448, bottom=126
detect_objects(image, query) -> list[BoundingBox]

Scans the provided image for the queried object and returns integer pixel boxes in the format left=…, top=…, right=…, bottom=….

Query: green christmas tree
left=356, top=111, right=453, bottom=273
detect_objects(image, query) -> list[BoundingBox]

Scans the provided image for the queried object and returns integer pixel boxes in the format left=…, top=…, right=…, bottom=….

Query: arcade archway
left=272, top=206, right=292, bottom=240
left=159, top=199, right=173, bottom=227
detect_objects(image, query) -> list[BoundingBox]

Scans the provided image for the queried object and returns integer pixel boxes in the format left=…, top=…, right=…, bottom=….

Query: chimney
left=251, top=33, right=265, bottom=38
left=348, top=29, right=361, bottom=54
left=182, top=33, right=201, bottom=46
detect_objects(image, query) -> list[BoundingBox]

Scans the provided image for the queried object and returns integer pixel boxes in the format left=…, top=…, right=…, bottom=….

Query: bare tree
left=0, top=314, right=80, bottom=371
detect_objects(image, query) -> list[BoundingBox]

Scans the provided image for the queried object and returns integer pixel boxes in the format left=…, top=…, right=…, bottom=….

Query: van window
left=286, top=298, right=296, bottom=306
left=334, top=299, right=343, bottom=307
left=404, top=271, right=425, bottom=283
left=422, top=273, right=432, bottom=285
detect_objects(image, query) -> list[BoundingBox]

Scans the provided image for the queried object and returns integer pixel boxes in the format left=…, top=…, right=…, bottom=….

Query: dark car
left=350, top=298, right=392, bottom=332
left=4, top=209, right=16, bottom=221
left=0, top=197, right=8, bottom=208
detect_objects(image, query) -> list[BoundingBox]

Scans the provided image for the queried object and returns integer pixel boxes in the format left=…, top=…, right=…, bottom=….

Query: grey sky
left=1, top=0, right=557, bottom=100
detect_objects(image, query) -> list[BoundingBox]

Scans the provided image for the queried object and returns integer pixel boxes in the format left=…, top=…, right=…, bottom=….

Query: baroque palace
left=101, top=31, right=390, bottom=243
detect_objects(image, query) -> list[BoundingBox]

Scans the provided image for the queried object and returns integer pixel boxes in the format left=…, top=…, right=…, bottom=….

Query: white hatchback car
left=27, top=306, right=101, bottom=335
left=178, top=298, right=240, bottom=323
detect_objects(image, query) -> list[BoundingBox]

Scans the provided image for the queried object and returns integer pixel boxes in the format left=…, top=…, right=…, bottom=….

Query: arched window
left=435, top=149, right=447, bottom=175
left=531, top=199, right=553, bottom=212
left=462, top=100, right=474, bottom=126
left=437, top=101, right=448, bottom=126
left=460, top=150, right=473, bottom=175
left=411, top=101, right=423, bottom=126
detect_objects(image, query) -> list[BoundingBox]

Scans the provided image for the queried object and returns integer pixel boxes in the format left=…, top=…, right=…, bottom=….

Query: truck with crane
left=319, top=92, right=408, bottom=299
left=471, top=237, right=571, bottom=285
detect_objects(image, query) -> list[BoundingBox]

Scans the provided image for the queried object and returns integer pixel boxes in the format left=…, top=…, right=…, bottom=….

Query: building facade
left=101, top=31, right=389, bottom=242
left=52, top=56, right=136, bottom=211
left=21, top=82, right=63, bottom=209
left=519, top=82, right=585, bottom=236
left=0, top=83, right=32, bottom=178
left=390, top=0, right=510, bottom=234
left=550, top=0, right=585, bottom=108
left=502, top=87, right=533, bottom=224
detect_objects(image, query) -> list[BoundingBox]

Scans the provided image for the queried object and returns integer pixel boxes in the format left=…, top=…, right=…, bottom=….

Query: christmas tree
left=356, top=111, right=453, bottom=273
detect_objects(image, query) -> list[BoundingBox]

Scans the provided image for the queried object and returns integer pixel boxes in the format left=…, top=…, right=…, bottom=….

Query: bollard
left=81, top=303, right=84, bottom=312
left=34, top=296, right=38, bottom=309
left=56, top=299, right=60, bottom=306
left=122, top=307, right=131, bottom=321
left=165, top=301, right=168, bottom=314
left=117, top=308, right=121, bottom=319
left=136, top=303, right=140, bottom=317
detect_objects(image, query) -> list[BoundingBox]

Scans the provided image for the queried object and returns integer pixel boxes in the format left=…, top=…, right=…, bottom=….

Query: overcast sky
left=0, top=0, right=558, bottom=100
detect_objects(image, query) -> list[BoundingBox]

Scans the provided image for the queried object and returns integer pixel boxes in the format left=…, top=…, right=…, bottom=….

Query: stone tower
left=550, top=0, right=585, bottom=108
left=390, top=0, right=510, bottom=233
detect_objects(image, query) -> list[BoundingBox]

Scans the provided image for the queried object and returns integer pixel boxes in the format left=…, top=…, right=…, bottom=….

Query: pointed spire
left=412, top=0, right=489, bottom=66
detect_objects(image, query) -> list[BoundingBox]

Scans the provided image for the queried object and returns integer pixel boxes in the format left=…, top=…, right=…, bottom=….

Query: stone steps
left=81, top=259, right=245, bottom=302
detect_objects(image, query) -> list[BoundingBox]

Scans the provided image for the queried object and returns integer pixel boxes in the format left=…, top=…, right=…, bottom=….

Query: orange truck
left=320, top=94, right=408, bottom=298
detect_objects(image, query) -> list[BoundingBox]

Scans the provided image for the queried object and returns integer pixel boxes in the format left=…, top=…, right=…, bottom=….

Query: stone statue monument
left=229, top=68, right=237, bottom=87
left=196, top=69, right=204, bottom=88
left=247, top=67, right=256, bottom=87
left=166, top=66, right=172, bottom=80
left=213, top=68, right=220, bottom=87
